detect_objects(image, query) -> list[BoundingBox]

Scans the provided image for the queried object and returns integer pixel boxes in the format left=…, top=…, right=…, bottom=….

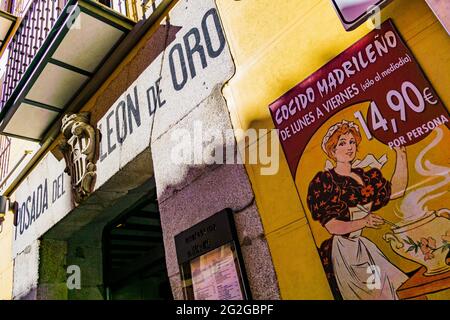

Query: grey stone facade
left=11, top=0, right=280, bottom=300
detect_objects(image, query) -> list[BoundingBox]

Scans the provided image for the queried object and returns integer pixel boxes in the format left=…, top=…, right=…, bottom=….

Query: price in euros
left=354, top=81, right=438, bottom=140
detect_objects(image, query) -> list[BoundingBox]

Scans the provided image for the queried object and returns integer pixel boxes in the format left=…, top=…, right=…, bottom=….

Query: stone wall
left=11, top=0, right=281, bottom=300
left=12, top=240, right=40, bottom=299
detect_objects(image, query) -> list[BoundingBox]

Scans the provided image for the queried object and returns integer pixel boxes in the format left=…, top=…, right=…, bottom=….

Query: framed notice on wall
left=175, top=209, right=250, bottom=300
left=190, top=243, right=244, bottom=300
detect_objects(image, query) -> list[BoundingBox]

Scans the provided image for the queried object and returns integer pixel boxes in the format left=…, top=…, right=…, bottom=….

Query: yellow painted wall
left=0, top=137, right=39, bottom=300
left=216, top=0, right=450, bottom=299
left=0, top=206, right=14, bottom=300
left=0, top=139, right=38, bottom=300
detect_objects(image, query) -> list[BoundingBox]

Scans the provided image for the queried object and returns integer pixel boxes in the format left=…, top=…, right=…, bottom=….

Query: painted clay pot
left=384, top=209, right=450, bottom=276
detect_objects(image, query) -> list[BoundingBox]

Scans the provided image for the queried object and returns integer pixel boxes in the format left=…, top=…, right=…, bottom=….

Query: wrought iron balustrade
left=0, top=0, right=164, bottom=113
left=111, top=0, right=162, bottom=21
left=0, top=0, right=70, bottom=111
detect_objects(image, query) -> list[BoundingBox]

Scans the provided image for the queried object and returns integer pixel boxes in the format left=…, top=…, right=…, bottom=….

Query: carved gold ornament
left=60, top=112, right=98, bottom=206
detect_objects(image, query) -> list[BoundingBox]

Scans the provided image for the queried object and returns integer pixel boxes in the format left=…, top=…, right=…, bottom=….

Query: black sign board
left=175, top=209, right=236, bottom=264
left=174, top=209, right=250, bottom=300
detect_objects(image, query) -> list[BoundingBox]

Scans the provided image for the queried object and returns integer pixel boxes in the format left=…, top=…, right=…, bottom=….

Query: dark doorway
left=102, top=193, right=172, bottom=300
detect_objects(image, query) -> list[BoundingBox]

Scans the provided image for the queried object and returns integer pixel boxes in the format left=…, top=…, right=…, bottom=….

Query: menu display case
left=175, top=209, right=250, bottom=300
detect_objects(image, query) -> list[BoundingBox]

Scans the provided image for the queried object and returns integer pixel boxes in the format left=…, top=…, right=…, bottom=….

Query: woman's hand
left=363, top=214, right=385, bottom=229
left=325, top=214, right=385, bottom=235
left=391, top=145, right=408, bottom=199
left=393, top=145, right=407, bottom=159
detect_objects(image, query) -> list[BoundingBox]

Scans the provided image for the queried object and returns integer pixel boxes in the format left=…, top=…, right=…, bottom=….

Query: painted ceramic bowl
left=384, top=209, right=450, bottom=276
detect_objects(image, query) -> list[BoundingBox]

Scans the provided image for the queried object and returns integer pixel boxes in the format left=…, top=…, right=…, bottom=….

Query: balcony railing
left=0, top=0, right=164, bottom=115
left=109, top=0, right=163, bottom=22
left=0, top=0, right=141, bottom=141
left=1, top=0, right=70, bottom=111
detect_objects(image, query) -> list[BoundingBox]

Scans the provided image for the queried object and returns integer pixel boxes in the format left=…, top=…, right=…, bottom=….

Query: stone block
left=151, top=84, right=238, bottom=203
left=169, top=273, right=184, bottom=300
left=233, top=203, right=265, bottom=241
left=159, top=163, right=254, bottom=277
left=36, top=283, right=68, bottom=300
left=68, top=286, right=105, bottom=300
left=150, top=0, right=235, bottom=141
left=239, top=234, right=280, bottom=300
left=97, top=148, right=154, bottom=194
left=38, top=239, right=67, bottom=284
left=13, top=240, right=40, bottom=299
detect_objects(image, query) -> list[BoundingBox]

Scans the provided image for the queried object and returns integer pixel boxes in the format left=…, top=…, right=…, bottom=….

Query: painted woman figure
left=307, top=120, right=409, bottom=300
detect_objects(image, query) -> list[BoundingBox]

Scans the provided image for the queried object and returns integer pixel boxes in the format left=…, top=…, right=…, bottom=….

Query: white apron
left=331, top=205, right=408, bottom=300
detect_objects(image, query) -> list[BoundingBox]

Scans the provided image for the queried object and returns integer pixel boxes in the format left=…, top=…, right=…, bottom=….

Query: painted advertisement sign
left=269, top=20, right=450, bottom=299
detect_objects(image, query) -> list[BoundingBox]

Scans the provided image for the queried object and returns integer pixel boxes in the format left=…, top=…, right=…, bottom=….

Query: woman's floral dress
left=307, top=168, right=392, bottom=299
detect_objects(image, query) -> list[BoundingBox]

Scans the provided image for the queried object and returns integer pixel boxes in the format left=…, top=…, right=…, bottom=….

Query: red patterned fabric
left=307, top=168, right=392, bottom=299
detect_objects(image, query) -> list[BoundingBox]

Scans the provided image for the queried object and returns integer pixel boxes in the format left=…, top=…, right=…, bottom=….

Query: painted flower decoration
left=420, top=237, right=437, bottom=261
left=361, top=185, right=374, bottom=198
left=443, top=231, right=450, bottom=244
